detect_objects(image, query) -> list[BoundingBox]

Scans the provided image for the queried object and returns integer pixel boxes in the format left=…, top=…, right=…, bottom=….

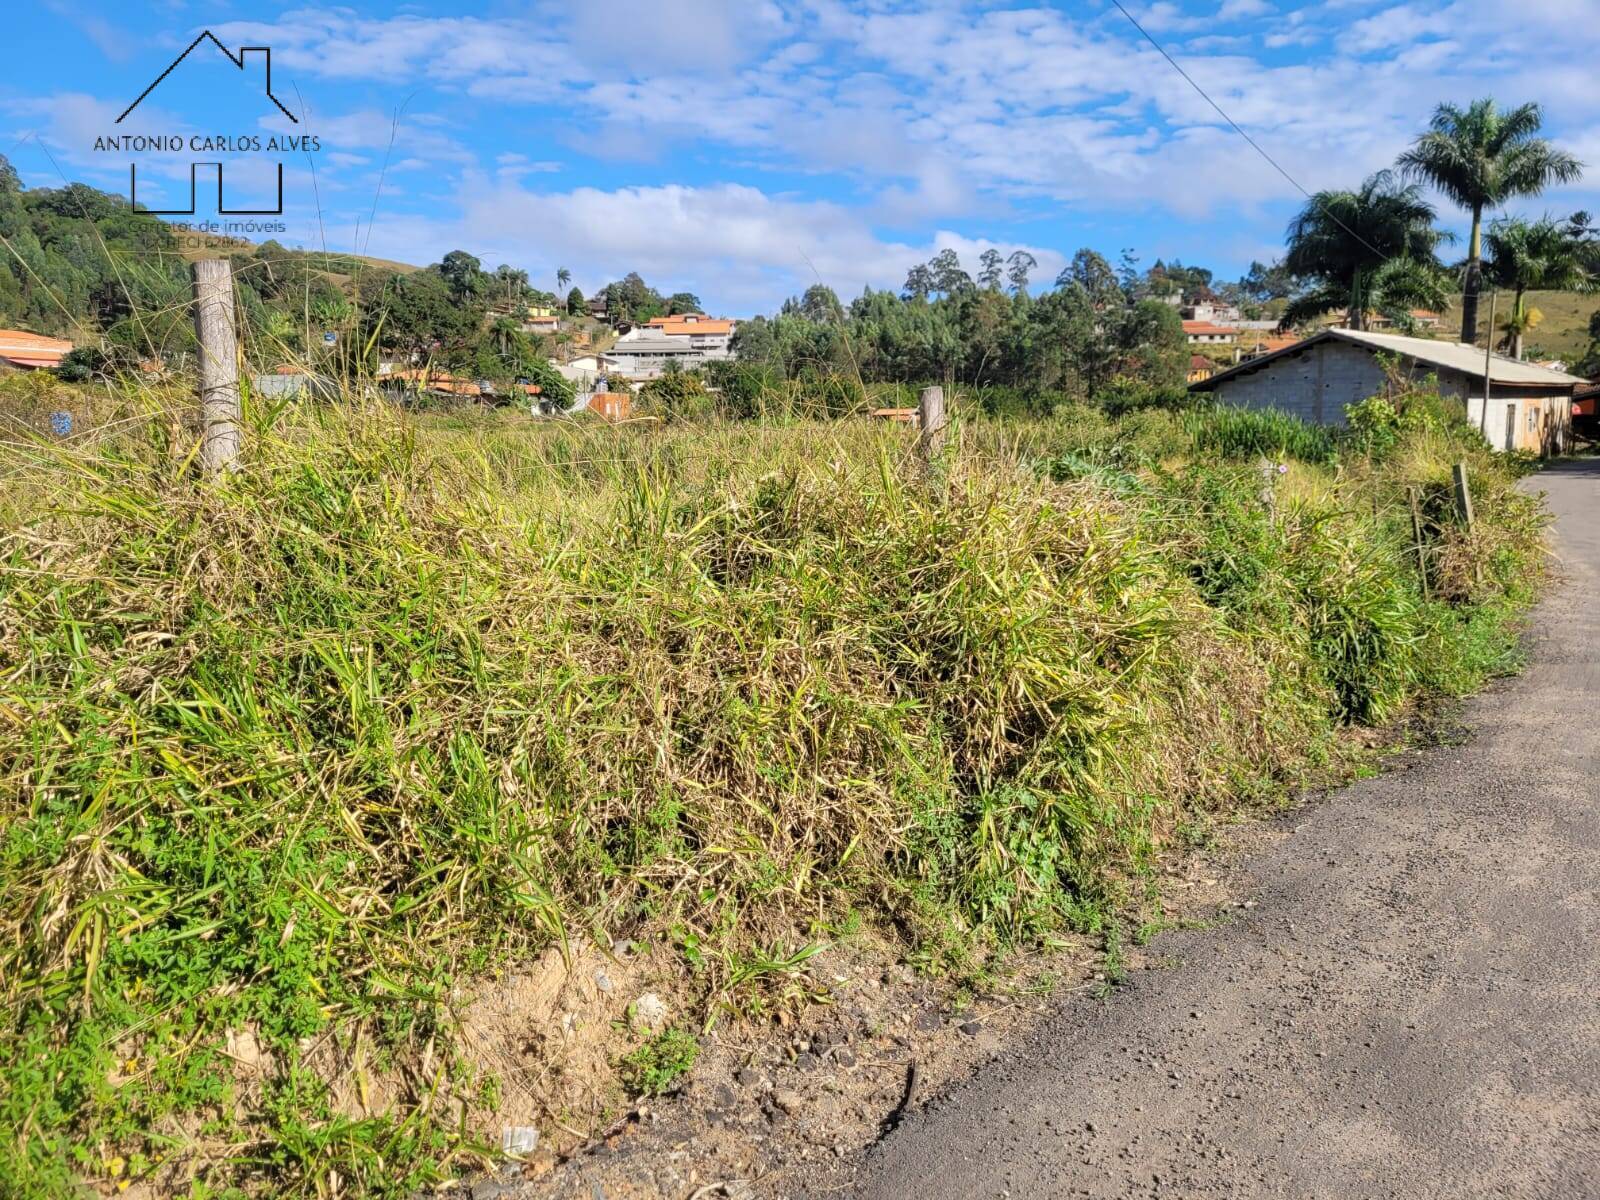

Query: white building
left=609, top=315, right=737, bottom=379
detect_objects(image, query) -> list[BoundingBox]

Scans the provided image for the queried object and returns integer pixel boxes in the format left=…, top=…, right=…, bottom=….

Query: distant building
left=1367, top=309, right=1443, bottom=331
left=605, top=335, right=706, bottom=379
left=521, top=314, right=561, bottom=335
left=608, top=316, right=737, bottom=379
left=1181, top=301, right=1242, bottom=324
left=1187, top=354, right=1215, bottom=383
left=643, top=314, right=736, bottom=355
left=1183, top=321, right=1237, bottom=345
left=1190, top=328, right=1584, bottom=454
left=553, top=353, right=619, bottom=389
left=0, top=330, right=73, bottom=370
left=1236, top=333, right=1302, bottom=363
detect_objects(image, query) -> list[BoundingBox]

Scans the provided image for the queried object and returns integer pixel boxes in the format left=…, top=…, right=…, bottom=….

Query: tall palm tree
left=1482, top=216, right=1595, bottom=358
left=556, top=266, right=571, bottom=294
left=1281, top=170, right=1450, bottom=330
left=1397, top=99, right=1583, bottom=346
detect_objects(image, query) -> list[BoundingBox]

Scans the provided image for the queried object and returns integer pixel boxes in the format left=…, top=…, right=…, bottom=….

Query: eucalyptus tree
left=1398, top=99, right=1583, bottom=345
left=1005, top=250, right=1038, bottom=296
left=1057, top=248, right=1121, bottom=308
left=977, top=248, right=1004, bottom=290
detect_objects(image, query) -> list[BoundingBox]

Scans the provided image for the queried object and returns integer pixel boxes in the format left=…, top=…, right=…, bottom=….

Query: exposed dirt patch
left=435, top=826, right=1272, bottom=1200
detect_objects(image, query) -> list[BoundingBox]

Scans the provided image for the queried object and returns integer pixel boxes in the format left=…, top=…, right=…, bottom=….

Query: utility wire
left=1107, top=0, right=1393, bottom=264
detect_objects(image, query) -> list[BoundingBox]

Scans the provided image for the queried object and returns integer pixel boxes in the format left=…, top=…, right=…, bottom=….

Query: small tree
left=566, top=286, right=585, bottom=315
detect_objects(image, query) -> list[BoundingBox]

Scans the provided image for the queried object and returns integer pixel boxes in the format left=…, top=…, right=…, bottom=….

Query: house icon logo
left=118, top=31, right=298, bottom=126
left=111, top=30, right=315, bottom=217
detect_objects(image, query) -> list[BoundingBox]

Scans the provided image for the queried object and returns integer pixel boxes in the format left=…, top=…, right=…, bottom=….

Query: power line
left=1107, top=0, right=1392, bottom=264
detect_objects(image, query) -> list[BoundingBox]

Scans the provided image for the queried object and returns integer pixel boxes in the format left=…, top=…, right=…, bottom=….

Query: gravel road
left=833, top=460, right=1600, bottom=1200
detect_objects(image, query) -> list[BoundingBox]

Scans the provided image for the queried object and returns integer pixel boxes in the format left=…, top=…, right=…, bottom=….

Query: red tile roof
left=0, top=329, right=73, bottom=368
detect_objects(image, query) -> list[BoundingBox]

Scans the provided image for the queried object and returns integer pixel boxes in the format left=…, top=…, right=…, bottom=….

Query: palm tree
left=1397, top=99, right=1583, bottom=346
left=1281, top=170, right=1450, bottom=330
left=1482, top=216, right=1595, bottom=358
left=556, top=266, right=572, bottom=294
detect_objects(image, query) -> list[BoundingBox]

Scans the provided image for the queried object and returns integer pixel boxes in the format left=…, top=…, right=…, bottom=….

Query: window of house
left=1527, top=407, right=1537, bottom=432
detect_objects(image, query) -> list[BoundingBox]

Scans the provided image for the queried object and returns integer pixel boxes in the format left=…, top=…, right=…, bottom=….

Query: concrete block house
left=1189, top=328, right=1585, bottom=455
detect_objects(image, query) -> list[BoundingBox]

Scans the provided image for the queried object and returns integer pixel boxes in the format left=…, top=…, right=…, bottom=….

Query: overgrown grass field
left=0, top=378, right=1547, bottom=1197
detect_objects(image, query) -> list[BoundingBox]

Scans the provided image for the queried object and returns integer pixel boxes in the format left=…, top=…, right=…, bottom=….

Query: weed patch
left=0, top=389, right=1544, bottom=1197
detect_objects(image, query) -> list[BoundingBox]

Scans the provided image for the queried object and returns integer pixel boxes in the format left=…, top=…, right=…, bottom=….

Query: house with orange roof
left=0, top=330, right=74, bottom=370
left=1182, top=320, right=1237, bottom=346
left=611, top=313, right=738, bottom=377
left=642, top=313, right=736, bottom=353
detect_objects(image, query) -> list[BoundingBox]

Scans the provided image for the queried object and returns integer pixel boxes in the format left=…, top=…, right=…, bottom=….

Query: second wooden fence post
left=917, top=385, right=946, bottom=464
left=192, top=258, right=241, bottom=474
left=1451, top=461, right=1474, bottom=530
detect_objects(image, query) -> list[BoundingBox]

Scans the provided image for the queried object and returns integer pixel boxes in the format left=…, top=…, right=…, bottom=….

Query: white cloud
left=357, top=180, right=1062, bottom=315
left=13, top=0, right=1600, bottom=311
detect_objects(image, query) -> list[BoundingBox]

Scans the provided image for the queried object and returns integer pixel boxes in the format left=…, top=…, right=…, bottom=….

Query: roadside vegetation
left=0, top=362, right=1547, bottom=1198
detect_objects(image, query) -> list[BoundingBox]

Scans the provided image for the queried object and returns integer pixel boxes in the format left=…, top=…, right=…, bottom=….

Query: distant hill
left=173, top=233, right=421, bottom=280
left=1480, top=291, right=1599, bottom=365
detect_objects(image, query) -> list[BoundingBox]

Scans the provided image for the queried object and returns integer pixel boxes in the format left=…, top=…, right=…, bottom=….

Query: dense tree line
left=0, top=156, right=194, bottom=355
left=730, top=250, right=1190, bottom=403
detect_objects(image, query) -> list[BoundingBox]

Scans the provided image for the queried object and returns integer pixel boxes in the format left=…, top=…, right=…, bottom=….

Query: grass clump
left=619, top=1029, right=700, bottom=1098
left=0, top=382, right=1545, bottom=1197
left=1184, top=404, right=1340, bottom=465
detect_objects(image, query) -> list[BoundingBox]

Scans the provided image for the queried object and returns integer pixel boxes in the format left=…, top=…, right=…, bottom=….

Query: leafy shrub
left=637, top=370, right=713, bottom=421
left=1096, top=376, right=1192, bottom=417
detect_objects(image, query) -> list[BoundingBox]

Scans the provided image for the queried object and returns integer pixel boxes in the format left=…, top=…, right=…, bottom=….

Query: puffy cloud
left=13, top=0, right=1600, bottom=311
left=358, top=180, right=1062, bottom=315
left=202, top=1, right=1600, bottom=225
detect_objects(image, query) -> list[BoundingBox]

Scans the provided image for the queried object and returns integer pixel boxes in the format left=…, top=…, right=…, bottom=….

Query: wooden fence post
left=192, top=259, right=241, bottom=474
left=917, top=385, right=946, bottom=464
left=1256, top=456, right=1278, bottom=514
left=1451, top=461, right=1474, bottom=530
left=1407, top=485, right=1430, bottom=599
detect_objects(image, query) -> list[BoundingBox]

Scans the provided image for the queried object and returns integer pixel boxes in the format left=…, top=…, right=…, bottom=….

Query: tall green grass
left=1183, top=405, right=1340, bottom=466
left=0, top=386, right=1545, bottom=1197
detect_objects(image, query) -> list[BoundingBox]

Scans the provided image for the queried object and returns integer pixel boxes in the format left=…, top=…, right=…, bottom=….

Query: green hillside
left=1506, top=291, right=1600, bottom=363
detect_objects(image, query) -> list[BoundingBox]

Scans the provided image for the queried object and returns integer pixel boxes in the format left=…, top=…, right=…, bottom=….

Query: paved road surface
left=838, top=460, right=1600, bottom=1200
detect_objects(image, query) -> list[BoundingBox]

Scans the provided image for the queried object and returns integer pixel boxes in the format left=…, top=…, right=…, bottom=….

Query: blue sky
left=5, top=0, right=1599, bottom=315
